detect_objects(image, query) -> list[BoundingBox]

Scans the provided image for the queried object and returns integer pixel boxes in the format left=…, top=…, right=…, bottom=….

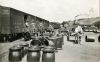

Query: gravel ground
left=0, top=32, right=100, bottom=62
left=0, top=38, right=31, bottom=62
left=56, top=35, right=100, bottom=62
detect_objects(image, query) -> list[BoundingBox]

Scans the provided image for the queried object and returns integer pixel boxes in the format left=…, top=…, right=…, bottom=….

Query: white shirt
left=25, top=22, right=29, bottom=27
left=31, top=23, right=36, bottom=28
left=75, top=26, right=83, bottom=33
left=48, top=25, right=54, bottom=31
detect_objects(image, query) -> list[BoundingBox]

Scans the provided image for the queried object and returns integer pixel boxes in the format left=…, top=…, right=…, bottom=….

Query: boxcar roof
left=0, top=5, right=49, bottom=22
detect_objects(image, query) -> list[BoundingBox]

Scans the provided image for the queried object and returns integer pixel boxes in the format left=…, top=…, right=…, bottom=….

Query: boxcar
left=0, top=6, right=12, bottom=42
left=0, top=6, right=28, bottom=42
left=50, top=22, right=60, bottom=29
left=0, top=6, right=50, bottom=42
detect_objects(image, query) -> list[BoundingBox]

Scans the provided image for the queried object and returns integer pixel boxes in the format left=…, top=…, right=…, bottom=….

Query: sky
left=0, top=0, right=99, bottom=23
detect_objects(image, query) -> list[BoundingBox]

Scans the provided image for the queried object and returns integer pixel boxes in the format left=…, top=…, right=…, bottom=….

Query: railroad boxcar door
left=1, top=7, right=11, bottom=34
left=10, top=9, right=24, bottom=34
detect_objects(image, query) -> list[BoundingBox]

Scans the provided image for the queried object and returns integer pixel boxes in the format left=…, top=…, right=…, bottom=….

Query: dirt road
left=56, top=35, right=100, bottom=62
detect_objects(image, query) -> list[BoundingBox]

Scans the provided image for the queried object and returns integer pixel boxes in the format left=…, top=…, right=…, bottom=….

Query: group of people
left=24, top=20, right=54, bottom=37
left=25, top=20, right=83, bottom=44
left=59, top=24, right=84, bottom=45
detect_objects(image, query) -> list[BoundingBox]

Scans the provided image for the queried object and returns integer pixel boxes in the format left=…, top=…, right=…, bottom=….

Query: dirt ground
left=0, top=32, right=100, bottom=62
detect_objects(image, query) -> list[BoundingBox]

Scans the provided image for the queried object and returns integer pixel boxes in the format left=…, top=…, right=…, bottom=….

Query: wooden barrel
left=9, top=47, right=22, bottom=61
left=48, top=37, right=57, bottom=50
left=14, top=45, right=24, bottom=59
left=39, top=37, right=49, bottom=47
left=27, top=46, right=40, bottom=62
left=62, top=35, right=64, bottom=45
left=31, top=39, right=41, bottom=46
left=56, top=36, right=62, bottom=50
left=19, top=45, right=24, bottom=58
left=42, top=46, right=55, bottom=62
left=57, top=34, right=64, bottom=45
left=21, top=43, right=29, bottom=56
left=69, top=36, right=76, bottom=41
left=85, top=35, right=95, bottom=42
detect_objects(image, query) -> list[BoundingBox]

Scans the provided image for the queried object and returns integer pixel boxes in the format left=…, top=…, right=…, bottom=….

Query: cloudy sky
left=0, top=0, right=99, bottom=23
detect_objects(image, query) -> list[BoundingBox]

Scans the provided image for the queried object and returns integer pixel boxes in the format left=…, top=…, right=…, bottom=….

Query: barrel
left=98, top=35, right=100, bottom=42
left=9, top=47, right=22, bottom=62
left=48, top=37, right=57, bottom=50
left=56, top=36, right=62, bottom=50
left=39, top=37, right=46, bottom=46
left=85, top=35, right=95, bottom=42
left=42, top=46, right=55, bottom=62
left=30, top=39, right=41, bottom=46
left=27, top=46, right=40, bottom=62
left=17, top=44, right=26, bottom=58
left=68, top=36, right=76, bottom=41
left=14, top=45, right=24, bottom=59
left=21, top=43, right=29, bottom=56
left=62, top=35, right=64, bottom=45
left=39, top=37, right=49, bottom=47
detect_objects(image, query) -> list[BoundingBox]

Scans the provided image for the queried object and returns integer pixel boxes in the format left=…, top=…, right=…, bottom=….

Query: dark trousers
left=75, top=33, right=81, bottom=44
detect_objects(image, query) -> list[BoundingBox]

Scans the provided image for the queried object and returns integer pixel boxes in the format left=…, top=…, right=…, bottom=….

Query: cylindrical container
left=48, top=37, right=57, bottom=50
left=30, top=39, right=41, bottom=46
left=61, top=35, right=64, bottom=45
left=43, top=38, right=49, bottom=46
left=14, top=45, right=24, bottom=60
left=42, top=46, right=55, bottom=62
left=39, top=37, right=49, bottom=48
left=27, top=46, right=40, bottom=62
left=9, top=47, right=22, bottom=62
left=56, top=36, right=62, bottom=50
left=17, top=44, right=25, bottom=58
left=39, top=37, right=45, bottom=45
left=85, top=35, right=95, bottom=42
left=98, top=35, right=100, bottom=42
left=22, top=43, right=29, bottom=56
left=47, top=40, right=55, bottom=48
left=38, top=37, right=47, bottom=51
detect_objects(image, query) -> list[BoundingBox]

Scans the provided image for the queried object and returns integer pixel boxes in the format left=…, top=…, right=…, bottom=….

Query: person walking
left=75, top=24, right=83, bottom=44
